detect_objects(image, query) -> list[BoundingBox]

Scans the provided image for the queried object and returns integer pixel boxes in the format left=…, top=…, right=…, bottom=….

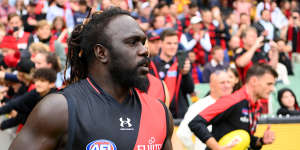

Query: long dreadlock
left=65, top=7, right=131, bottom=85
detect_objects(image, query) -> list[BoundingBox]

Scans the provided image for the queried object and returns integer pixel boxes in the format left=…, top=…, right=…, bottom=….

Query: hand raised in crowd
left=27, top=17, right=37, bottom=26
left=262, top=30, right=269, bottom=37
left=252, top=36, right=264, bottom=51
left=193, top=32, right=201, bottom=41
left=181, top=58, right=191, bottom=75
left=8, top=110, right=18, bottom=118
left=262, top=125, right=275, bottom=145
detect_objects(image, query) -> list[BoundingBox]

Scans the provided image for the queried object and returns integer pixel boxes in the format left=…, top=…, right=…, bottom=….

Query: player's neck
left=245, top=84, right=259, bottom=103
left=90, top=72, right=130, bottom=103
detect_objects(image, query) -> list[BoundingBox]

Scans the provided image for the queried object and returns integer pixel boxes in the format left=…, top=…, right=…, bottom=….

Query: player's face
left=255, top=73, right=276, bottom=99
left=105, top=15, right=149, bottom=92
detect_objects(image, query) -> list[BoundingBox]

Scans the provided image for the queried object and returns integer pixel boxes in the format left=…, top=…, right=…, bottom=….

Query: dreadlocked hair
left=65, top=7, right=131, bottom=85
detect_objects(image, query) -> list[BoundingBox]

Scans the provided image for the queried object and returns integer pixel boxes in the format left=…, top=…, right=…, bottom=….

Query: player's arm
left=9, top=94, right=68, bottom=150
left=162, top=81, right=170, bottom=108
left=162, top=108, right=174, bottom=150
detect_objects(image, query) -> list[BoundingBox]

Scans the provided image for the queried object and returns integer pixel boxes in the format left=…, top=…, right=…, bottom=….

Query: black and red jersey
left=62, top=76, right=169, bottom=150
left=189, top=86, right=263, bottom=150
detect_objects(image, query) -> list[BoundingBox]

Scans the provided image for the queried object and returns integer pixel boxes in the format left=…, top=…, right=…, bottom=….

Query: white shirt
left=256, top=2, right=271, bottom=20
left=180, top=33, right=212, bottom=52
left=276, top=63, right=289, bottom=85
left=177, top=96, right=216, bottom=150
left=271, top=7, right=288, bottom=29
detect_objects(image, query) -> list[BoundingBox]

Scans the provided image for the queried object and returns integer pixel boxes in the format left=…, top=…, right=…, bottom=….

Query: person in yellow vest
left=150, top=28, right=194, bottom=119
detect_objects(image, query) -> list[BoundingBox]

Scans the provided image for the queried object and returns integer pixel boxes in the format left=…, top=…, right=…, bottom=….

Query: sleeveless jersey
left=62, top=77, right=169, bottom=150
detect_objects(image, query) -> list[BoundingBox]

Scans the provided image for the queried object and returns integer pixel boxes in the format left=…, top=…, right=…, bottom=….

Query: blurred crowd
left=0, top=0, right=299, bottom=134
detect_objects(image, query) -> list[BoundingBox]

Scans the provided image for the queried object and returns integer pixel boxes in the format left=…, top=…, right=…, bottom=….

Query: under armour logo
left=119, top=117, right=132, bottom=128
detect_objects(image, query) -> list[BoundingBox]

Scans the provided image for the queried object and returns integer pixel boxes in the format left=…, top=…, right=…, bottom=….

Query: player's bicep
left=9, top=94, right=68, bottom=150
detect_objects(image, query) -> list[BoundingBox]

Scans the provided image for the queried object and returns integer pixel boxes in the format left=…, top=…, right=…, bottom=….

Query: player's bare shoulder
left=9, top=93, right=69, bottom=150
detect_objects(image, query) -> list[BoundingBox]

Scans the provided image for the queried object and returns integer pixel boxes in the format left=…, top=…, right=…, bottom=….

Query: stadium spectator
left=150, top=29, right=194, bottom=118
left=235, top=27, right=277, bottom=82
left=227, top=67, right=243, bottom=92
left=27, top=20, right=56, bottom=52
left=277, top=39, right=294, bottom=75
left=277, top=88, right=300, bottom=116
left=227, top=36, right=241, bottom=66
left=147, top=31, right=161, bottom=57
left=0, top=23, right=6, bottom=42
left=287, top=10, right=300, bottom=63
left=203, top=46, right=229, bottom=83
left=6, top=13, right=31, bottom=51
left=256, top=0, right=272, bottom=21
left=177, top=70, right=232, bottom=150
left=21, top=0, right=46, bottom=33
left=180, top=16, right=212, bottom=54
left=51, top=16, right=69, bottom=52
left=15, top=0, right=26, bottom=16
left=46, top=0, right=75, bottom=30
left=178, top=2, right=199, bottom=32
left=0, top=68, right=57, bottom=130
left=0, top=0, right=16, bottom=25
left=253, top=9, right=279, bottom=52
left=31, top=51, right=64, bottom=88
left=73, top=0, right=89, bottom=25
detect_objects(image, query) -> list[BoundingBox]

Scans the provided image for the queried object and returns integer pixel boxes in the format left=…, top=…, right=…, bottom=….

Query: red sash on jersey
left=147, top=74, right=166, bottom=102
left=133, top=90, right=167, bottom=150
left=150, top=60, right=182, bottom=104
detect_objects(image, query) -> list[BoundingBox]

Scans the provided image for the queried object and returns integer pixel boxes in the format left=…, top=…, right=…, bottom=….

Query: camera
left=13, top=26, right=19, bottom=32
left=177, top=50, right=188, bottom=70
left=262, top=38, right=270, bottom=43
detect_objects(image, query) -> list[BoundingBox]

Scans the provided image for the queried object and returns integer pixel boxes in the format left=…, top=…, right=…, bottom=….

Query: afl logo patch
left=86, top=139, right=117, bottom=150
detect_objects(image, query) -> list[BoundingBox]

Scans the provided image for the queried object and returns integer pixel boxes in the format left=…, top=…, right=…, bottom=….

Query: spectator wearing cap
left=135, top=2, right=151, bottom=31
left=202, top=46, right=229, bottom=83
left=73, top=0, right=89, bottom=25
left=21, top=1, right=46, bottom=33
left=0, top=0, right=16, bottom=25
left=6, top=13, right=31, bottom=51
left=147, top=31, right=161, bottom=57
left=46, top=0, right=75, bottom=30
left=0, top=68, right=57, bottom=131
left=0, top=36, right=19, bottom=58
